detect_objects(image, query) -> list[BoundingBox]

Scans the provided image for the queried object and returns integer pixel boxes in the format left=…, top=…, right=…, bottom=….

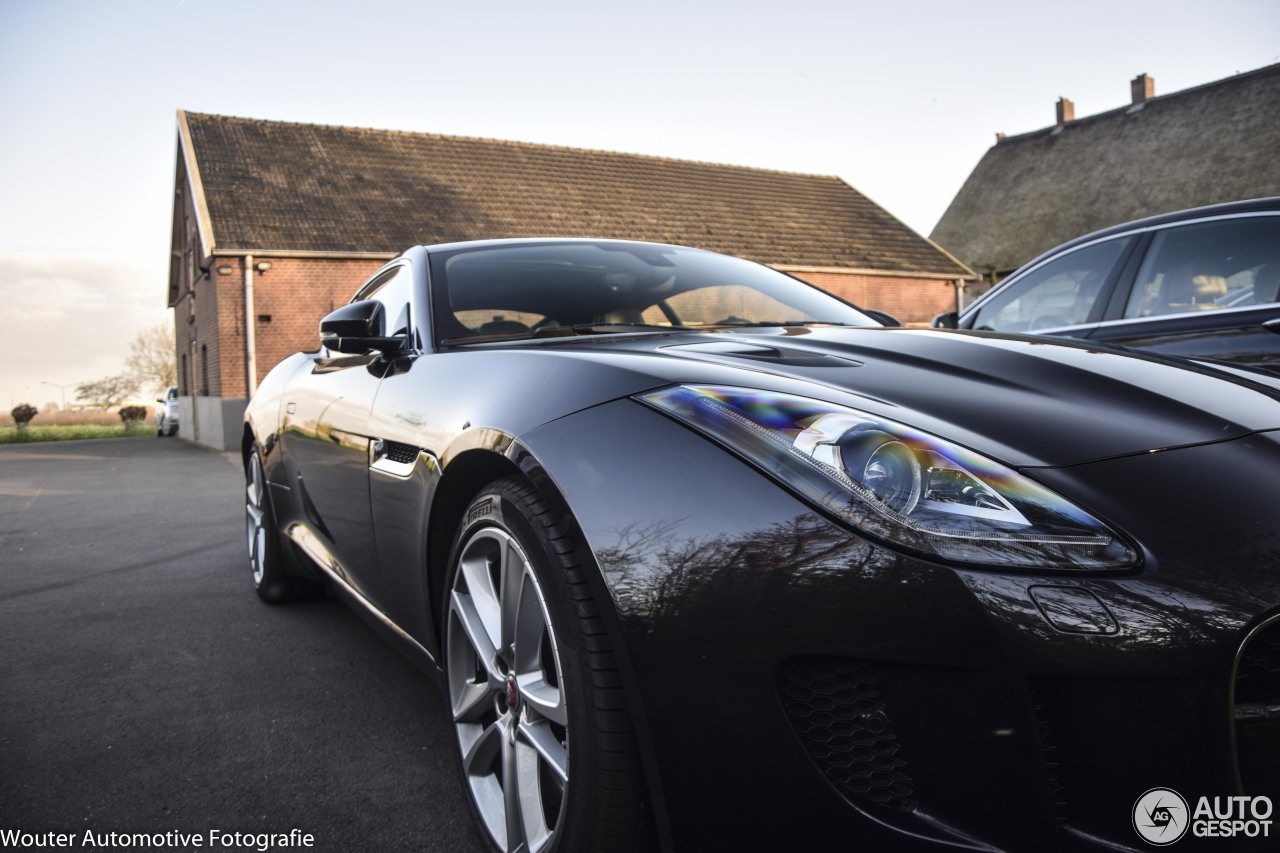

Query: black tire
left=245, top=449, right=320, bottom=603
left=443, top=476, right=647, bottom=853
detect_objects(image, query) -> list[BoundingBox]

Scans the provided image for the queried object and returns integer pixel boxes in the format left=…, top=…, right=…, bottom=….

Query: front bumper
left=521, top=401, right=1280, bottom=852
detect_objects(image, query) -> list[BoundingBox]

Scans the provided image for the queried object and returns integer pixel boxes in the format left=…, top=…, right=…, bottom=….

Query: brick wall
left=173, top=257, right=222, bottom=397
left=172, top=254, right=959, bottom=402
left=214, top=257, right=384, bottom=398
left=790, top=271, right=958, bottom=325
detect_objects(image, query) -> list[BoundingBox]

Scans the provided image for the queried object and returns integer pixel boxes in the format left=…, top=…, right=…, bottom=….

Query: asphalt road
left=0, top=437, right=485, bottom=852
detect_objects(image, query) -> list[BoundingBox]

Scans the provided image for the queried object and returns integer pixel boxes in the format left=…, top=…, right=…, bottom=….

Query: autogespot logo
left=1134, top=788, right=1190, bottom=845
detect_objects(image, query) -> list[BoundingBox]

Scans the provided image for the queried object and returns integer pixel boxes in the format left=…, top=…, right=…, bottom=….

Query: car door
left=279, top=263, right=415, bottom=599
left=1089, top=215, right=1280, bottom=372
left=961, top=236, right=1134, bottom=338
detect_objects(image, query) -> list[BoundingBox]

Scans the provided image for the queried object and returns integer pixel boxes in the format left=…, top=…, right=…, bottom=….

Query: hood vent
left=662, top=340, right=863, bottom=369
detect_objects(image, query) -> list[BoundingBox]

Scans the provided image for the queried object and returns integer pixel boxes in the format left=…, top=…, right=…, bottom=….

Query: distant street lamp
left=41, top=380, right=70, bottom=409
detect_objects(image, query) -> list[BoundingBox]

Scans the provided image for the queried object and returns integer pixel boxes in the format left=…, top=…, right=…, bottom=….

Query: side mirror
left=931, top=311, right=959, bottom=329
left=320, top=301, right=404, bottom=354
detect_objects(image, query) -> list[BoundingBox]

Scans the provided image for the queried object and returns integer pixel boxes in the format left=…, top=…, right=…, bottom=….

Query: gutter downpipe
left=190, top=338, right=199, bottom=443
left=244, top=255, right=257, bottom=398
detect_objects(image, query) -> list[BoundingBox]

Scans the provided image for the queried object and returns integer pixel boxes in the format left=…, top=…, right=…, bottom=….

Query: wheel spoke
left=518, top=717, right=568, bottom=783
left=451, top=590, right=502, bottom=682
left=460, top=552, right=502, bottom=651
left=245, top=456, right=266, bottom=583
left=462, top=718, right=503, bottom=779
left=517, top=674, right=567, bottom=726
left=513, top=568, right=566, bottom=726
left=502, top=718, right=524, bottom=853
left=247, top=455, right=263, bottom=508
left=499, top=539, right=524, bottom=653
left=516, top=734, right=554, bottom=852
left=451, top=680, right=492, bottom=724
left=461, top=721, right=511, bottom=851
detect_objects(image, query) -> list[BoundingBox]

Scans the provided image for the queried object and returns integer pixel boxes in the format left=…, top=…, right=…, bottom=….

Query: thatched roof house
left=930, top=63, right=1280, bottom=276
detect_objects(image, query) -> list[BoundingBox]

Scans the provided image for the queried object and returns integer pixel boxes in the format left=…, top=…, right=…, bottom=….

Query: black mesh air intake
left=382, top=441, right=419, bottom=464
left=1236, top=621, right=1280, bottom=799
left=778, top=658, right=917, bottom=812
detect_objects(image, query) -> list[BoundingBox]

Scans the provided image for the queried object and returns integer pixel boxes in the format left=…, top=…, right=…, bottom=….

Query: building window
left=200, top=345, right=208, bottom=396
left=181, top=354, right=188, bottom=395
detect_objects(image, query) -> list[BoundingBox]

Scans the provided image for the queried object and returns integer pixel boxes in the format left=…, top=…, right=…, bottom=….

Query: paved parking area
left=0, top=438, right=483, bottom=851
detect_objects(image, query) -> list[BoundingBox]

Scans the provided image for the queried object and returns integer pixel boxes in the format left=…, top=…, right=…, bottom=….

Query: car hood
left=526, top=327, right=1280, bottom=469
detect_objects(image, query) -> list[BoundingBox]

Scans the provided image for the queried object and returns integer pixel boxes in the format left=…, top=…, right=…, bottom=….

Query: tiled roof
left=181, top=112, right=970, bottom=277
left=931, top=63, right=1280, bottom=273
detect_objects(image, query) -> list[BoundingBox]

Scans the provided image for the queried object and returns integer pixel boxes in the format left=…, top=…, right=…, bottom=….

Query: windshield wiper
left=442, top=323, right=687, bottom=346
left=531, top=322, right=688, bottom=338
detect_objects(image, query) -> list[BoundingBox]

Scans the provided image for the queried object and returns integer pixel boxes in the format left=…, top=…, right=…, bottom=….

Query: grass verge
left=0, top=423, right=153, bottom=444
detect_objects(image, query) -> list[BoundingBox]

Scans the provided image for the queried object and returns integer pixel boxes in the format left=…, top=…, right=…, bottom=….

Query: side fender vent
left=383, top=440, right=420, bottom=465
left=370, top=439, right=424, bottom=478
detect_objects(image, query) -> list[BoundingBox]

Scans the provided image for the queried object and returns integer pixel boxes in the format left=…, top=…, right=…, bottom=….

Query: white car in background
left=156, top=386, right=178, bottom=437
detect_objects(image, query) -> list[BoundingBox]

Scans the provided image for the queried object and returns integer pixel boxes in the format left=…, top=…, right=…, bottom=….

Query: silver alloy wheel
left=447, top=526, right=569, bottom=853
left=245, top=453, right=267, bottom=586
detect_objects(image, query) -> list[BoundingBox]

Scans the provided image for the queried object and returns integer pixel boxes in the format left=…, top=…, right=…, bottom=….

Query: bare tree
left=124, top=323, right=176, bottom=395
left=76, top=375, right=141, bottom=408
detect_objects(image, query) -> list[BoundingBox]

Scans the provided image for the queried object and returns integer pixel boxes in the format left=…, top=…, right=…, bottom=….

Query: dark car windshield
left=429, top=241, right=877, bottom=343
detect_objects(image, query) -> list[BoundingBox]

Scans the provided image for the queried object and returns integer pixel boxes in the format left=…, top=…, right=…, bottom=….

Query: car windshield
left=429, top=241, right=878, bottom=343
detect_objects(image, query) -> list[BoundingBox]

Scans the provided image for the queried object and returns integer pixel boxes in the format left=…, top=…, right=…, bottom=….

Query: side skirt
left=284, top=521, right=442, bottom=685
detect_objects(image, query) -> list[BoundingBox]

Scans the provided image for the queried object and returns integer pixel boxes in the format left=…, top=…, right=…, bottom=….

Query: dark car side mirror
left=320, top=301, right=404, bottom=354
left=931, top=311, right=959, bottom=329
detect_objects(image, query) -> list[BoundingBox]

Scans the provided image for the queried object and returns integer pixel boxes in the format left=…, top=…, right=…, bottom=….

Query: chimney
left=1056, top=97, right=1074, bottom=125
left=1131, top=73, right=1155, bottom=104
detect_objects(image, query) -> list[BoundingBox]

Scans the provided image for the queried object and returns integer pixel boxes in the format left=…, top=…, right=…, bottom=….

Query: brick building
left=169, top=111, right=973, bottom=449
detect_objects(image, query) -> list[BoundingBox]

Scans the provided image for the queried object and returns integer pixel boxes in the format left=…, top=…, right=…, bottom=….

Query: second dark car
left=934, top=197, right=1280, bottom=373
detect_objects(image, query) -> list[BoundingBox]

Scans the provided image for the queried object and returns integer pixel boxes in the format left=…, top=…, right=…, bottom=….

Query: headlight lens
left=638, top=384, right=1136, bottom=570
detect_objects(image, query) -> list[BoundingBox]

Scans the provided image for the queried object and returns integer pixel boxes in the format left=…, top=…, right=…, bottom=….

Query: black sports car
left=243, top=239, right=1280, bottom=852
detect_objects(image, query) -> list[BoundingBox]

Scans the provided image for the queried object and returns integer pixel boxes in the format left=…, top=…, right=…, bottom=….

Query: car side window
left=1123, top=218, right=1280, bottom=319
left=358, top=265, right=415, bottom=341
left=969, top=239, right=1128, bottom=333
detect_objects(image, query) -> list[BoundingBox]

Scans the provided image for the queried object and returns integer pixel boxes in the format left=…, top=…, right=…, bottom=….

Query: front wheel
left=244, top=449, right=318, bottom=603
left=444, top=477, right=647, bottom=853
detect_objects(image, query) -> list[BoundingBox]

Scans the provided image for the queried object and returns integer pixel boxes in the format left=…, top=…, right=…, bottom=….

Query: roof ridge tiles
left=182, top=111, right=842, bottom=182
left=178, top=110, right=973, bottom=277
left=995, top=60, right=1280, bottom=145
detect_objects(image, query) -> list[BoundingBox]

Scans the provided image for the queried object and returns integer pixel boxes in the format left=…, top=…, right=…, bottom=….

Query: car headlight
left=637, top=384, right=1137, bottom=570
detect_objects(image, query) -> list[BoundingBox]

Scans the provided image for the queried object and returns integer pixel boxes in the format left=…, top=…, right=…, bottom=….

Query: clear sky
left=1, top=0, right=1277, bottom=407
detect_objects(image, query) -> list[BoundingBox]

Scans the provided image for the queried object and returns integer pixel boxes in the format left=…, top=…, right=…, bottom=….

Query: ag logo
left=1134, top=788, right=1190, bottom=845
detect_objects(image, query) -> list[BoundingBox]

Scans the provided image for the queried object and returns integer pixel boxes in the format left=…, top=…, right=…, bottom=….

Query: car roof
left=1015, top=196, right=1280, bottom=273
left=419, top=237, right=708, bottom=255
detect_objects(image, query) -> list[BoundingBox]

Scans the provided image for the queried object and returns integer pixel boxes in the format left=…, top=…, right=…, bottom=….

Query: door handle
left=1263, top=317, right=1280, bottom=335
